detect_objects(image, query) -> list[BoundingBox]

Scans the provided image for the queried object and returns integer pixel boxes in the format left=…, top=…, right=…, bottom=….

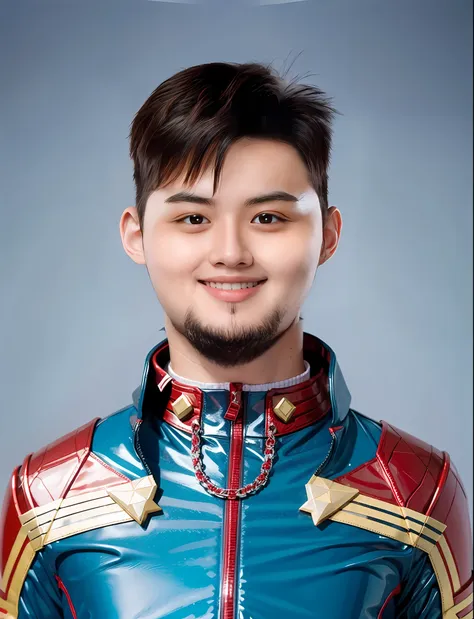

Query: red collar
left=151, top=337, right=332, bottom=436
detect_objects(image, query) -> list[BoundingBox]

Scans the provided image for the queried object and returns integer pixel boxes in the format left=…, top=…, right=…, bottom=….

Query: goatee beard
left=172, top=306, right=286, bottom=367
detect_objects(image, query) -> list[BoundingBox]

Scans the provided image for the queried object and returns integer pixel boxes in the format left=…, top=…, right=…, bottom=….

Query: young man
left=0, top=62, right=472, bottom=619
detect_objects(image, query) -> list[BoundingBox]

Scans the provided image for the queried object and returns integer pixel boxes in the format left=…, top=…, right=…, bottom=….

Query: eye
left=179, top=214, right=210, bottom=225
left=251, top=212, right=286, bottom=225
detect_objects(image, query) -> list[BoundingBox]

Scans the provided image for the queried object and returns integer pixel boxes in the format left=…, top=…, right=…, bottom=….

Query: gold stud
left=171, top=394, right=194, bottom=420
left=273, top=397, right=296, bottom=423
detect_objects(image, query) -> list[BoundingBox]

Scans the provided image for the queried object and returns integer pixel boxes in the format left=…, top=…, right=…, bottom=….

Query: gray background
left=0, top=0, right=472, bottom=521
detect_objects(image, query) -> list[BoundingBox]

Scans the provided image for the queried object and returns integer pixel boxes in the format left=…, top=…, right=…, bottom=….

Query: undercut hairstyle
left=129, top=61, right=336, bottom=230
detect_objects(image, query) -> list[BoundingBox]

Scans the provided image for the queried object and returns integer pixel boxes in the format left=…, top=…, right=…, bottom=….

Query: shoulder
left=0, top=407, right=139, bottom=561
left=374, top=420, right=471, bottom=554
left=338, top=414, right=447, bottom=513
left=380, top=422, right=473, bottom=612
left=1, top=416, right=99, bottom=611
left=2, top=405, right=142, bottom=521
left=18, top=406, right=145, bottom=511
left=0, top=407, right=153, bottom=613
left=335, top=416, right=472, bottom=613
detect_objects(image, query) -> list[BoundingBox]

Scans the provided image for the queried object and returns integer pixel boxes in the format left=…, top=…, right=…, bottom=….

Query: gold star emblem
left=107, top=475, right=162, bottom=525
left=299, top=475, right=359, bottom=526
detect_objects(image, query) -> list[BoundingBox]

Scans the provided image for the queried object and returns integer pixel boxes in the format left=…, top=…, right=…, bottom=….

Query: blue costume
left=1, top=333, right=472, bottom=618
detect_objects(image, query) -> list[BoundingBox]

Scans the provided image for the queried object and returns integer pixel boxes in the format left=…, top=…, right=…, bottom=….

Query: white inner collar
left=165, top=360, right=311, bottom=392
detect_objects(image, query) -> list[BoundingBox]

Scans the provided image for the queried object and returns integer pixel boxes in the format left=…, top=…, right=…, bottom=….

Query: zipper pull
left=224, top=383, right=242, bottom=421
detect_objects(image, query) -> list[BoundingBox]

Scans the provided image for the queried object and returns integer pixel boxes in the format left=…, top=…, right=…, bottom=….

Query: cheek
left=258, top=231, right=320, bottom=283
left=279, top=254, right=317, bottom=289
left=143, top=229, right=199, bottom=280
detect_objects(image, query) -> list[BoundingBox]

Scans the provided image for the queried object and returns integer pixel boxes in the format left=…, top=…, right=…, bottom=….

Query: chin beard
left=171, top=306, right=287, bottom=367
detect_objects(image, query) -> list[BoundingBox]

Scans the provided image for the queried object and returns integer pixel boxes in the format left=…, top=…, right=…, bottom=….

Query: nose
left=208, top=218, right=253, bottom=268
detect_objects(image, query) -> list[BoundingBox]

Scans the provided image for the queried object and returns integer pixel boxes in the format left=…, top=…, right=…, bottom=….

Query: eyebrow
left=164, top=190, right=299, bottom=207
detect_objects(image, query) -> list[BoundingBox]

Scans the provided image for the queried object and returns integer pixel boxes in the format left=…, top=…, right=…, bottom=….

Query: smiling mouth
left=199, top=281, right=266, bottom=290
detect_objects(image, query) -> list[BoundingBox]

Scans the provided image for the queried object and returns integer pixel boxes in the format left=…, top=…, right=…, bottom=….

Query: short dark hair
left=129, top=61, right=336, bottom=229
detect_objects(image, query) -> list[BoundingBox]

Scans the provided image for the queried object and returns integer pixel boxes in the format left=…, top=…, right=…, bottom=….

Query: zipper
left=220, top=384, right=244, bottom=619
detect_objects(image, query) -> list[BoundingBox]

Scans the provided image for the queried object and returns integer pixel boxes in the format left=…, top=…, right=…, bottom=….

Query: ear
left=318, top=206, right=343, bottom=266
left=120, top=206, right=146, bottom=265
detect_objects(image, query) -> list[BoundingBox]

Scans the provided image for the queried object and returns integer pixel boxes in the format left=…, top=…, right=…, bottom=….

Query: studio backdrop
left=0, top=0, right=472, bottom=521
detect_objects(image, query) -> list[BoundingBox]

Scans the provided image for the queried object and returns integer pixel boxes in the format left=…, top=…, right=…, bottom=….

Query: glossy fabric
left=17, top=388, right=442, bottom=618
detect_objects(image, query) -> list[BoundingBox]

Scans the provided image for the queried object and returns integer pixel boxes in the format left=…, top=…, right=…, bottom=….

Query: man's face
left=124, top=138, right=337, bottom=366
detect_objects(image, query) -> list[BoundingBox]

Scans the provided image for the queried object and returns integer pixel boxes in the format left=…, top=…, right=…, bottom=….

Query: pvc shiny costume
left=1, top=333, right=472, bottom=618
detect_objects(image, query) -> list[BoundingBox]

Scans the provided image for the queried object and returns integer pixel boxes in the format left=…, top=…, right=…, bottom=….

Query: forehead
left=169, top=138, right=312, bottom=197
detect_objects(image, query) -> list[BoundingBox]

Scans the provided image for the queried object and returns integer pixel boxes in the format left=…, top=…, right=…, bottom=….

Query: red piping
left=55, top=575, right=78, bottom=619
left=4, top=538, right=30, bottom=593
left=378, top=583, right=401, bottom=618
left=459, top=601, right=474, bottom=618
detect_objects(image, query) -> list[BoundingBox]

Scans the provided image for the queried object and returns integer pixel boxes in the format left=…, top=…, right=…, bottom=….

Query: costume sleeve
left=395, top=548, right=442, bottom=618
left=0, top=468, right=63, bottom=618
left=399, top=455, right=473, bottom=619
left=16, top=554, right=63, bottom=618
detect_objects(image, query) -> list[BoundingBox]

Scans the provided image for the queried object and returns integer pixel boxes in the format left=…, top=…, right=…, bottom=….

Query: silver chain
left=191, top=419, right=277, bottom=500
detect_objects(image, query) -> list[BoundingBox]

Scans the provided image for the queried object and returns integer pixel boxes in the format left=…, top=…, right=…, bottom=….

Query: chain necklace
left=191, top=419, right=278, bottom=500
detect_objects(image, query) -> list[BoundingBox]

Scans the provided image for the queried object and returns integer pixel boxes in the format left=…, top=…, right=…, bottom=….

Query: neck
left=164, top=315, right=306, bottom=385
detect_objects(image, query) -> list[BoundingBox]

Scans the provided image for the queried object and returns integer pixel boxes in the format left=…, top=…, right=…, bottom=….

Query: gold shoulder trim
left=0, top=533, right=36, bottom=619
left=299, top=476, right=468, bottom=618
left=0, top=475, right=161, bottom=618
left=20, top=474, right=161, bottom=551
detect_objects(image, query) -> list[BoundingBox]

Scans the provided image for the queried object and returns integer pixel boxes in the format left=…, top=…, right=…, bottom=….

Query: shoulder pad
left=19, top=418, right=100, bottom=509
left=1, top=466, right=31, bottom=616
left=334, top=421, right=473, bottom=617
left=1, top=418, right=101, bottom=615
left=16, top=416, right=145, bottom=510
left=1, top=417, right=160, bottom=616
left=336, top=421, right=444, bottom=511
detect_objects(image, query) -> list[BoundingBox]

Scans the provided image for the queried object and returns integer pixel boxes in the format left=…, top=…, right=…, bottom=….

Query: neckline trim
left=165, top=360, right=311, bottom=392
left=132, top=332, right=352, bottom=430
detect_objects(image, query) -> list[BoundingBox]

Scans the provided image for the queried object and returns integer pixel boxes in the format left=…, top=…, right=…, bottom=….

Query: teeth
left=206, top=282, right=261, bottom=290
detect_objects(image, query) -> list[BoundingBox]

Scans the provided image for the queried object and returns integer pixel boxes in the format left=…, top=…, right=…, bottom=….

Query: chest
left=50, top=471, right=409, bottom=619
